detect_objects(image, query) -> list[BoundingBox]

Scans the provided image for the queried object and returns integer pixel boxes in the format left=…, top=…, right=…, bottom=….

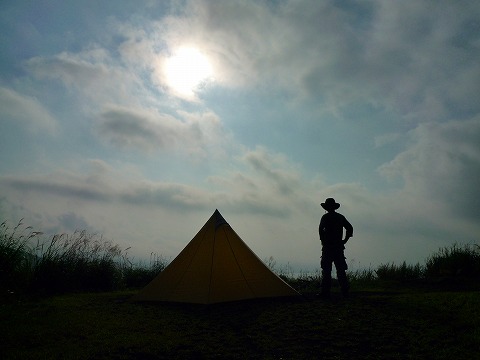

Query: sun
left=163, top=47, right=213, bottom=98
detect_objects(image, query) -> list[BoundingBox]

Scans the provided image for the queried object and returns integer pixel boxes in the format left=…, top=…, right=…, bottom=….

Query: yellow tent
left=131, top=209, right=300, bottom=304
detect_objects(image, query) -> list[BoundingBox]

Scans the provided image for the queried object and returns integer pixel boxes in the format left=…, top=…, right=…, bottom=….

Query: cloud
left=303, top=1, right=480, bottom=119
left=242, top=147, right=302, bottom=197
left=0, top=158, right=210, bottom=214
left=1, top=141, right=477, bottom=268
left=22, top=0, right=477, bottom=122
left=25, top=50, right=110, bottom=86
left=97, top=105, right=179, bottom=151
left=119, top=182, right=213, bottom=212
left=374, top=133, right=403, bottom=148
left=12, top=1, right=480, bottom=124
left=207, top=146, right=318, bottom=217
left=0, top=176, right=113, bottom=203
left=0, top=87, right=57, bottom=133
left=0, top=149, right=318, bottom=262
left=157, top=1, right=480, bottom=121
left=24, top=50, right=146, bottom=107
left=379, top=116, right=480, bottom=220
left=156, top=0, right=290, bottom=89
left=0, top=145, right=313, bottom=219
left=2, top=1, right=479, bottom=269
left=362, top=1, right=480, bottom=117
left=96, top=104, right=227, bottom=157
left=0, top=153, right=295, bottom=219
left=23, top=47, right=232, bottom=157
left=55, top=211, right=96, bottom=234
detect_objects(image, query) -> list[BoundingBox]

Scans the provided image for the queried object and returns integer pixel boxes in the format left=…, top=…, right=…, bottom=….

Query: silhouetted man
left=319, top=198, right=353, bottom=297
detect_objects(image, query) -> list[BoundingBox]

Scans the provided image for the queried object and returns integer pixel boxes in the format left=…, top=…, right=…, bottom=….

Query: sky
left=1, top=0, right=479, bottom=272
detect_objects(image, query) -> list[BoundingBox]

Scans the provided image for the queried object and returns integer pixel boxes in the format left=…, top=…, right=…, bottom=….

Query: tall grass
left=344, top=244, right=480, bottom=288
left=375, top=261, right=424, bottom=282
left=348, top=268, right=377, bottom=288
left=425, top=243, right=480, bottom=278
left=0, top=220, right=168, bottom=298
left=278, top=243, right=480, bottom=290
left=29, top=231, right=124, bottom=295
left=0, top=220, right=43, bottom=295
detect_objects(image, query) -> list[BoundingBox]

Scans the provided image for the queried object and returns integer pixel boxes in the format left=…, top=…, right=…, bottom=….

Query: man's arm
left=319, top=216, right=325, bottom=242
left=342, top=217, right=353, bottom=244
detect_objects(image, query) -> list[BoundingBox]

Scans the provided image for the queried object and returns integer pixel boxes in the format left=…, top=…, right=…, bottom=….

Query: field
left=1, top=286, right=479, bottom=359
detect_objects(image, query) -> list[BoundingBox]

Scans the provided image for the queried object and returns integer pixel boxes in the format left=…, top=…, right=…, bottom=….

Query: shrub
left=424, top=243, right=480, bottom=278
left=348, top=268, right=377, bottom=287
left=282, top=271, right=322, bottom=293
left=375, top=261, right=424, bottom=282
left=122, top=253, right=168, bottom=288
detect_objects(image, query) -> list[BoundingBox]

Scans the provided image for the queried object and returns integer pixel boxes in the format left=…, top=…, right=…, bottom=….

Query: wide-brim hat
left=321, top=198, right=340, bottom=210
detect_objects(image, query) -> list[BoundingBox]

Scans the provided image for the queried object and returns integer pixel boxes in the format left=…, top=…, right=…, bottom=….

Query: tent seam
left=223, top=226, right=256, bottom=297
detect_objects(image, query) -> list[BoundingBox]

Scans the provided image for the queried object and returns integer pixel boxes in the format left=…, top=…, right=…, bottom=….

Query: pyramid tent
left=131, top=209, right=299, bottom=304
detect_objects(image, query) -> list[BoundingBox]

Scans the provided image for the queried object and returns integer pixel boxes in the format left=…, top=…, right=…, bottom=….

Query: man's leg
left=321, top=252, right=333, bottom=297
left=321, top=269, right=332, bottom=296
left=336, top=268, right=349, bottom=296
left=334, top=253, right=349, bottom=296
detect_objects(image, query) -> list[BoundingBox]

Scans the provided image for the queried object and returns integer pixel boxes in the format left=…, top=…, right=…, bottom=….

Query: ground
left=1, top=288, right=479, bottom=359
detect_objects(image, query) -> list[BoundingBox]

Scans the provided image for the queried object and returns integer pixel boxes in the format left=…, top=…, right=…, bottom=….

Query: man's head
left=321, top=198, right=340, bottom=212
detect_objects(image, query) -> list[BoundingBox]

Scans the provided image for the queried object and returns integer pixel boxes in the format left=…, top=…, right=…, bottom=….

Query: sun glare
left=164, top=47, right=213, bottom=98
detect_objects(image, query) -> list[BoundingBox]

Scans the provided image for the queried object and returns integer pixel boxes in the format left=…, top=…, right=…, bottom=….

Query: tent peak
left=213, top=209, right=228, bottom=230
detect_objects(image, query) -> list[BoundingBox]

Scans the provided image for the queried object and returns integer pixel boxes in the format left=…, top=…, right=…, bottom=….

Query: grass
left=0, top=220, right=41, bottom=295
left=28, top=230, right=124, bottom=294
left=1, top=220, right=168, bottom=299
left=1, top=288, right=478, bottom=359
left=425, top=243, right=480, bottom=278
